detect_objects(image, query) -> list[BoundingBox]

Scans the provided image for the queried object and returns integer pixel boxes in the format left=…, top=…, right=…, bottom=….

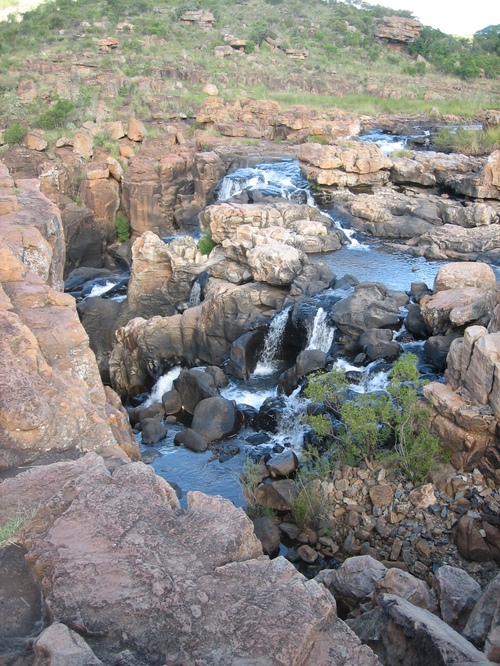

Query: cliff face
left=0, top=160, right=139, bottom=471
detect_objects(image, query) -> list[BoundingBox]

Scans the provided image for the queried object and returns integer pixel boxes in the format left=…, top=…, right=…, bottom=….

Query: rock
left=424, top=332, right=461, bottom=371
left=278, top=349, right=328, bottom=395
left=174, top=428, right=208, bottom=452
left=23, top=131, right=48, bottom=152
left=161, top=389, right=182, bottom=414
left=17, top=78, right=37, bottom=103
left=140, top=417, right=167, bottom=445
left=455, top=150, right=500, bottom=200
left=348, top=594, right=492, bottom=665
left=127, top=117, right=147, bottom=142
left=369, top=484, right=394, bottom=507
left=415, top=223, right=500, bottom=261
left=420, top=287, right=497, bottom=335
left=453, top=516, right=496, bottom=562
left=298, top=544, right=318, bottom=563
left=73, top=132, right=93, bottom=159
left=375, top=567, right=434, bottom=610
left=408, top=484, right=435, bottom=509
left=327, top=555, right=387, bottom=612
left=246, top=240, right=305, bottom=286
left=359, top=328, right=401, bottom=361
left=252, top=516, right=281, bottom=556
left=202, top=83, right=218, bottom=96
left=267, top=450, right=299, bottom=477
left=176, top=368, right=219, bottom=414
left=228, top=329, right=265, bottom=380
left=433, top=262, right=497, bottom=293
left=191, top=396, right=239, bottom=442
left=33, top=622, right=103, bottom=666
left=331, top=282, right=406, bottom=343
left=404, top=303, right=430, bottom=339
left=180, top=9, right=215, bottom=27
left=375, top=15, right=423, bottom=44
left=256, top=479, right=298, bottom=511
left=433, top=565, right=482, bottom=632
left=464, top=574, right=500, bottom=653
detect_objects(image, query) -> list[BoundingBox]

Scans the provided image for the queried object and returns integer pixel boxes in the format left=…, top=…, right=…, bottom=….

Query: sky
left=361, top=0, right=499, bottom=36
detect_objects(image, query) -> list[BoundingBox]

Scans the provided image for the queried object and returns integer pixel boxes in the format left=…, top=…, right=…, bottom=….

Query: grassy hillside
left=0, top=0, right=499, bottom=139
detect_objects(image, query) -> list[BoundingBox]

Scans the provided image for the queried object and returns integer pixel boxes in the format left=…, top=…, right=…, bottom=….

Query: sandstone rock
left=174, top=428, right=208, bottom=452
left=17, top=78, right=37, bottom=103
left=73, top=132, right=93, bottom=159
left=127, top=117, right=147, bottom=142
left=202, top=83, right=218, bottom=96
left=408, top=484, right=435, bottom=509
left=247, top=240, right=305, bottom=286
left=298, top=544, right=318, bottom=563
left=256, top=479, right=298, bottom=510
left=191, top=396, right=239, bottom=442
left=23, top=131, right=47, bottom=152
left=456, top=150, right=500, bottom=200
left=80, top=173, right=120, bottom=225
left=180, top=9, right=215, bottom=26
left=267, top=450, right=299, bottom=477
left=375, top=15, right=423, bottom=43
left=369, top=484, right=394, bottom=507
left=348, top=594, right=491, bottom=665
left=433, top=262, right=497, bottom=293
left=140, top=417, right=167, bottom=445
left=415, top=223, right=500, bottom=261
left=453, top=515, right=496, bottom=562
left=298, top=142, right=392, bottom=174
left=375, top=567, right=434, bottom=610
left=433, top=565, right=482, bottom=632
left=420, top=287, right=497, bottom=335
left=33, top=622, right=103, bottom=666
left=327, top=555, right=387, bottom=612
left=464, top=574, right=500, bottom=652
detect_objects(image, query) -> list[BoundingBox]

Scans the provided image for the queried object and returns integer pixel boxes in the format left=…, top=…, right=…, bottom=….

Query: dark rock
left=174, top=428, right=208, bottom=452
left=424, top=332, right=461, bottom=371
left=175, top=368, right=219, bottom=414
left=405, top=303, right=430, bottom=339
left=161, top=389, right=182, bottom=415
left=252, top=517, right=281, bottom=556
left=433, top=564, right=481, bottom=633
left=227, top=330, right=265, bottom=380
left=266, top=450, right=299, bottom=477
left=254, top=397, right=287, bottom=433
left=205, top=365, right=229, bottom=388
left=256, top=479, right=298, bottom=511
left=140, top=417, right=167, bottom=445
left=453, top=516, right=495, bottom=562
left=191, top=397, right=239, bottom=442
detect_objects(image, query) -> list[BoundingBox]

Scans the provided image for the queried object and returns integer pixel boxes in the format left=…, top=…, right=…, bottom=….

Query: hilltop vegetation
left=0, top=0, right=498, bottom=135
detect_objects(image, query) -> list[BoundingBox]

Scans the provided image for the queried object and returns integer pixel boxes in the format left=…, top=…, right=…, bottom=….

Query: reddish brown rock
left=375, top=15, right=423, bottom=44
left=433, top=262, right=497, bottom=293
left=73, top=132, right=94, bottom=159
left=127, top=117, right=147, bottom=142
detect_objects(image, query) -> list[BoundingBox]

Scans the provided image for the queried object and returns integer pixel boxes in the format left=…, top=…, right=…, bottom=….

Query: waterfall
left=306, top=307, right=335, bottom=353
left=273, top=387, right=306, bottom=450
left=143, top=366, right=182, bottom=407
left=188, top=281, right=201, bottom=307
left=253, top=307, right=290, bottom=375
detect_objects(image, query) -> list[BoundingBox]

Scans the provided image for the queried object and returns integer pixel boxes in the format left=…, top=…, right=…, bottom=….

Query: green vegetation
left=3, top=120, right=25, bottom=144
left=0, top=506, right=38, bottom=543
left=303, top=353, right=443, bottom=483
left=114, top=212, right=131, bottom=242
left=197, top=229, right=215, bottom=255
left=38, top=98, right=75, bottom=130
left=432, top=125, right=500, bottom=155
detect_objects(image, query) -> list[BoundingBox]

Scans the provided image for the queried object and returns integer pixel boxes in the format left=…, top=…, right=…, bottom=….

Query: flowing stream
left=136, top=151, right=452, bottom=507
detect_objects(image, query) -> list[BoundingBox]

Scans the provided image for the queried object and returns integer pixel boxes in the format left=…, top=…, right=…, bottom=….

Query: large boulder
left=433, top=262, right=497, bottom=293
left=0, top=454, right=380, bottom=665
left=464, top=574, right=500, bottom=660
left=320, top=555, right=387, bottom=614
left=331, top=283, right=407, bottom=344
left=348, top=594, right=491, bottom=665
left=433, top=565, right=482, bottom=633
left=375, top=15, right=423, bottom=44
left=420, top=288, right=497, bottom=335
left=175, top=368, right=219, bottom=414
left=191, top=396, right=239, bottom=442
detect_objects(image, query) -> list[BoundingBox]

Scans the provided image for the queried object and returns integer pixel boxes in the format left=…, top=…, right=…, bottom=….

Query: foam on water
left=143, top=366, right=182, bottom=407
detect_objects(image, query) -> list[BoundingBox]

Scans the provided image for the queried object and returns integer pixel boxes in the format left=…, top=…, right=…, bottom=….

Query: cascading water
left=306, top=307, right=335, bottom=353
left=272, top=387, right=306, bottom=450
left=215, top=160, right=315, bottom=206
left=188, top=281, right=202, bottom=307
left=254, top=307, right=291, bottom=375
left=143, top=366, right=182, bottom=407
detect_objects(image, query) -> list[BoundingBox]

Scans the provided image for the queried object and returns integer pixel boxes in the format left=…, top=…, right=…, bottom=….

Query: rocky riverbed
left=1, top=105, right=500, bottom=664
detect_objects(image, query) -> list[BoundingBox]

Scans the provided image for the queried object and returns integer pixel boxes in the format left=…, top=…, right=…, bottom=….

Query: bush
left=3, top=120, right=26, bottom=144
left=245, top=39, right=255, bottom=54
left=38, top=99, right=75, bottom=130
left=402, top=60, right=426, bottom=76
left=303, top=354, right=443, bottom=483
left=114, top=212, right=131, bottom=242
left=197, top=230, right=215, bottom=255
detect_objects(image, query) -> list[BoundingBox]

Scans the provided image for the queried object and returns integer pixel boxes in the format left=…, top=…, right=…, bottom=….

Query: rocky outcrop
left=1, top=453, right=379, bottom=665
left=110, top=279, right=287, bottom=396
left=375, top=16, right=423, bottom=45
left=0, top=162, right=138, bottom=470
left=299, top=142, right=392, bottom=190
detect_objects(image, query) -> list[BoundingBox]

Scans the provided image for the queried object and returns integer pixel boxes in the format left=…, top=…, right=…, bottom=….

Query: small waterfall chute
left=188, top=281, right=202, bottom=308
left=143, top=366, right=182, bottom=407
left=253, top=307, right=291, bottom=376
left=306, top=307, right=335, bottom=353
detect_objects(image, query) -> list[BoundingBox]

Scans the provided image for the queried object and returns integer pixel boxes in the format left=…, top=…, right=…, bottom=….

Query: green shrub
left=38, top=99, right=75, bottom=130
left=303, top=354, right=443, bottom=483
left=402, top=60, right=426, bottom=76
left=115, top=212, right=131, bottom=242
left=197, top=230, right=215, bottom=255
left=245, top=39, right=255, bottom=54
left=3, top=120, right=26, bottom=144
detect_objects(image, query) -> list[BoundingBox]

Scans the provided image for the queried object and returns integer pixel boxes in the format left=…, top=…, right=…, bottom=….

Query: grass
left=433, top=125, right=500, bottom=155
left=0, top=506, right=39, bottom=543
